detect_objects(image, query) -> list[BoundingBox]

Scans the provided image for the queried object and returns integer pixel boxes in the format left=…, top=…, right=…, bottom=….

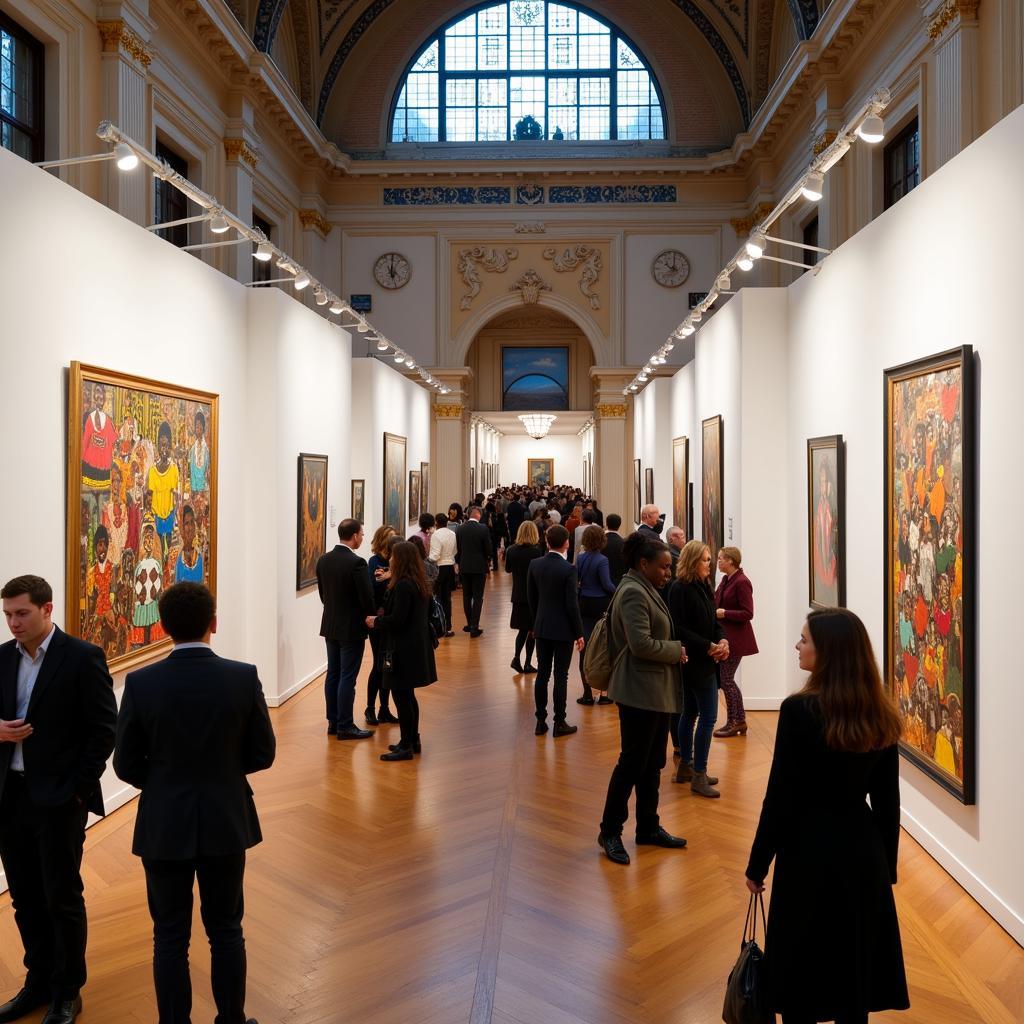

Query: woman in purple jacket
left=714, top=546, right=758, bottom=736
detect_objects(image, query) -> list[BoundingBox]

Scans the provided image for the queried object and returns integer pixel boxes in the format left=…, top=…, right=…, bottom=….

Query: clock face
left=652, top=249, right=691, bottom=288
left=374, top=252, right=411, bottom=290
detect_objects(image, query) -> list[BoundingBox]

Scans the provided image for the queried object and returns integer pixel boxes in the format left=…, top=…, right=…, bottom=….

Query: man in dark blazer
left=604, top=514, right=626, bottom=584
left=527, top=525, right=584, bottom=738
left=455, top=506, right=492, bottom=638
left=505, top=493, right=526, bottom=541
left=114, top=582, right=275, bottom=1024
left=0, top=574, right=117, bottom=1024
left=316, top=519, right=375, bottom=738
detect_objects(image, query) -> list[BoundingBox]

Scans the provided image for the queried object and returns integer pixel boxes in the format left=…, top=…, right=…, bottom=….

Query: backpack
left=583, top=590, right=627, bottom=692
left=428, top=595, right=446, bottom=647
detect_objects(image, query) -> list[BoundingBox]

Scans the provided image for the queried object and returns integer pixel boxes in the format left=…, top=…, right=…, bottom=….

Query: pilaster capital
left=596, top=403, right=628, bottom=419
left=729, top=201, right=775, bottom=239
left=97, top=19, right=153, bottom=67
left=298, top=209, right=333, bottom=238
left=925, top=0, right=980, bottom=39
left=224, top=137, right=260, bottom=169
left=433, top=403, right=465, bottom=420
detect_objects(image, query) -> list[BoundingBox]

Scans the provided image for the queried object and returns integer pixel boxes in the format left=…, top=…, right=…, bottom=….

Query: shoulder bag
left=722, top=892, right=771, bottom=1024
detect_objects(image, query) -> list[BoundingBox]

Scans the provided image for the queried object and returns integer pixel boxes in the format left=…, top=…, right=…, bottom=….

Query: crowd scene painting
left=69, top=363, right=217, bottom=669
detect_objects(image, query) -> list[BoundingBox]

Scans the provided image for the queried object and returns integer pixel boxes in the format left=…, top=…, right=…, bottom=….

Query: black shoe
left=636, top=826, right=687, bottom=849
left=0, top=987, right=50, bottom=1023
left=470, top=629, right=483, bottom=638
left=462, top=625, right=472, bottom=632
left=41, top=997, right=82, bottom=1024
left=577, top=695, right=595, bottom=705
left=380, top=746, right=414, bottom=761
left=445, top=631, right=455, bottom=637
left=377, top=709, right=400, bottom=724
left=364, top=707, right=378, bottom=726
left=523, top=663, right=538, bottom=673
left=326, top=723, right=337, bottom=735
left=597, top=695, right=613, bottom=705
left=553, top=720, right=578, bottom=737
left=389, top=740, right=422, bottom=754
left=535, top=720, right=549, bottom=735
left=335, top=725, right=372, bottom=740
left=246, top=1019, right=259, bottom=1024
left=511, top=659, right=525, bottom=673
left=598, top=833, right=630, bottom=865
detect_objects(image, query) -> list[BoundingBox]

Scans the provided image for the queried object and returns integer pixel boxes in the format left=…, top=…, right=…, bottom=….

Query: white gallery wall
left=499, top=434, right=584, bottom=490
left=632, top=378, right=674, bottom=525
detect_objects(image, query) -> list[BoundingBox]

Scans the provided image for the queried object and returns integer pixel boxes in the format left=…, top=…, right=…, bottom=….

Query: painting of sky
left=502, top=347, right=569, bottom=410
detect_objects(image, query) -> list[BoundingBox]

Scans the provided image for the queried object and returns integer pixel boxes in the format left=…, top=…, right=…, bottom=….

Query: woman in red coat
left=713, top=546, right=758, bottom=736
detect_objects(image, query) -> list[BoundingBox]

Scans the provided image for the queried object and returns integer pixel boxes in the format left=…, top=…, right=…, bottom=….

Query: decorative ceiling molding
left=318, top=0, right=362, bottom=52
left=515, top=221, right=547, bottom=233
left=253, top=0, right=285, bottom=51
left=458, top=246, right=519, bottom=310
left=291, top=0, right=315, bottom=111
left=542, top=245, right=603, bottom=310
left=510, top=269, right=552, bottom=305
left=729, top=200, right=775, bottom=237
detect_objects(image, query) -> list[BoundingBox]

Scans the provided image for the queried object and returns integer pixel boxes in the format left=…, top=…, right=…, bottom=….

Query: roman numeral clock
left=373, top=252, right=412, bottom=289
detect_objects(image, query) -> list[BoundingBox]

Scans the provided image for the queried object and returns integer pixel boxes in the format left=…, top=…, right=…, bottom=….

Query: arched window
left=391, top=1, right=665, bottom=144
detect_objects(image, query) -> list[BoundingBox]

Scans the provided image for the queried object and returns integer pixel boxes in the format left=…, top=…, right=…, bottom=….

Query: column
left=590, top=368, right=635, bottom=524
left=223, top=93, right=261, bottom=283
left=97, top=1, right=155, bottom=225
left=432, top=368, right=474, bottom=509
left=299, top=207, right=334, bottom=305
left=926, top=0, right=981, bottom=169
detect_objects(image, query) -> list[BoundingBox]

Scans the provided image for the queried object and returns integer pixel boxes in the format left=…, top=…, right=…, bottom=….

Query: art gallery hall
left=2, top=0, right=1024, bottom=1020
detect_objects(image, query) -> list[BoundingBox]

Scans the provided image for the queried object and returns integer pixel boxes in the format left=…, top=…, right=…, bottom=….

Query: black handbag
left=722, top=892, right=772, bottom=1024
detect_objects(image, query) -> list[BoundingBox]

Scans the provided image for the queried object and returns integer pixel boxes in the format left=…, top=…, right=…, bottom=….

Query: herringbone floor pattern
left=2, top=569, right=1022, bottom=1022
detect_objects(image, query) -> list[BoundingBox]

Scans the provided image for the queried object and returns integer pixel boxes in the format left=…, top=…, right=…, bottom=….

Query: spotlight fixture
left=629, top=384, right=638, bottom=392
left=745, top=232, right=766, bottom=259
left=329, top=300, right=344, bottom=314
left=518, top=414, right=556, bottom=440
left=114, top=143, right=138, bottom=170
left=254, top=240, right=273, bottom=262
left=376, top=338, right=388, bottom=351
left=394, top=353, right=404, bottom=362
left=638, top=373, right=649, bottom=382
left=406, top=358, right=416, bottom=367
left=293, top=272, right=311, bottom=290
left=692, top=312, right=703, bottom=323
left=737, top=254, right=754, bottom=272
left=680, top=324, right=696, bottom=336
left=357, top=323, right=369, bottom=333
left=276, top=255, right=292, bottom=269
left=314, top=288, right=329, bottom=306
left=717, top=271, right=731, bottom=290
left=209, top=211, right=230, bottom=234
left=664, top=342, right=674, bottom=352
left=857, top=114, right=885, bottom=143
left=801, top=172, right=825, bottom=201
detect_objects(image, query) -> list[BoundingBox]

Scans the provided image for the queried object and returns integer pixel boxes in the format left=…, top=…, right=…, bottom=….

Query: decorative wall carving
left=928, top=0, right=981, bottom=39
left=729, top=202, right=776, bottom=238
left=97, top=20, right=153, bottom=67
left=543, top=245, right=604, bottom=310
left=516, top=184, right=545, bottom=205
left=433, top=404, right=465, bottom=419
left=385, top=186, right=511, bottom=206
left=548, top=184, right=677, bottom=204
left=596, top=403, right=628, bottom=419
left=298, top=209, right=333, bottom=237
left=458, top=247, right=519, bottom=310
left=515, top=222, right=547, bottom=233
left=224, top=138, right=260, bottom=169
left=812, top=129, right=838, bottom=155
left=510, top=269, right=552, bottom=305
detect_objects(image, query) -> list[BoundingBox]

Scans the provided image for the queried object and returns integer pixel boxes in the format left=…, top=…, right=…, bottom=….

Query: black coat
left=603, top=531, right=626, bottom=584
left=455, top=519, right=493, bottom=574
left=114, top=647, right=276, bottom=859
left=504, top=542, right=544, bottom=630
left=316, top=544, right=375, bottom=642
left=527, top=552, right=584, bottom=642
left=373, top=578, right=438, bottom=690
left=747, top=694, right=908, bottom=1017
left=0, top=627, right=116, bottom=816
left=506, top=501, right=527, bottom=539
left=668, top=579, right=725, bottom=688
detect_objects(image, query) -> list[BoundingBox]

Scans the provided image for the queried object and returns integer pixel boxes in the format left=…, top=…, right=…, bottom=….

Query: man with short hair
left=527, top=525, right=584, bottom=738
left=604, top=514, right=626, bottom=584
left=572, top=509, right=595, bottom=562
left=316, top=519, right=375, bottom=739
left=455, top=506, right=492, bottom=638
left=412, top=513, right=435, bottom=552
left=666, top=525, right=686, bottom=578
left=429, top=513, right=457, bottom=637
left=114, top=582, right=275, bottom=1024
left=505, top=493, right=526, bottom=542
left=0, top=574, right=117, bottom=1024
left=638, top=504, right=664, bottom=540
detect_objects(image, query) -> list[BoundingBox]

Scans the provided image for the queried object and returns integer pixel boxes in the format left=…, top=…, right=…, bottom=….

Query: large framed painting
left=469, top=466, right=475, bottom=499
left=409, top=469, right=421, bottom=524
left=644, top=467, right=654, bottom=505
left=502, top=346, right=570, bottom=411
left=672, top=436, right=689, bottom=537
left=884, top=346, right=974, bottom=804
left=420, top=462, right=429, bottom=513
left=67, top=362, right=218, bottom=671
left=383, top=432, right=407, bottom=534
left=351, top=479, right=365, bottom=523
left=633, top=459, right=641, bottom=525
left=528, top=458, right=553, bottom=488
left=807, top=435, right=846, bottom=609
left=297, top=454, right=328, bottom=591
left=701, top=415, right=724, bottom=563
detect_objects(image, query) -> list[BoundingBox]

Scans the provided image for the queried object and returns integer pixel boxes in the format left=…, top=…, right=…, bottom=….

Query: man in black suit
left=638, top=504, right=665, bottom=540
left=0, top=575, right=117, bottom=1024
left=316, top=519, right=375, bottom=739
left=114, top=582, right=275, bottom=1024
left=505, top=493, right=526, bottom=541
left=666, top=525, right=685, bottom=578
left=455, top=506, right=492, bottom=638
left=526, top=526, right=584, bottom=738
left=604, top=514, right=626, bottom=585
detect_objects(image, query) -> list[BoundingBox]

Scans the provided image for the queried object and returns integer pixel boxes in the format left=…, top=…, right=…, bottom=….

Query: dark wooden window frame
left=251, top=212, right=274, bottom=285
left=883, top=117, right=920, bottom=211
left=0, top=11, right=45, bottom=162
left=153, top=139, right=191, bottom=247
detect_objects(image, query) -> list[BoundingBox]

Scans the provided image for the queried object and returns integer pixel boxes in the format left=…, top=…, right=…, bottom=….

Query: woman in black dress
left=746, top=608, right=908, bottom=1024
left=366, top=541, right=437, bottom=761
left=504, top=520, right=544, bottom=674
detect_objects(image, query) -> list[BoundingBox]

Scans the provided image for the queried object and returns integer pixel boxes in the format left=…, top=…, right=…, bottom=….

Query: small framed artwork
left=644, top=467, right=654, bottom=505
left=383, top=432, right=407, bottom=534
left=672, top=436, right=689, bottom=537
left=528, top=458, right=553, bottom=488
left=409, top=469, right=421, bottom=524
left=297, top=453, right=328, bottom=591
left=884, top=345, right=974, bottom=804
left=633, top=459, right=641, bottom=525
left=351, top=479, right=365, bottom=524
left=420, top=462, right=429, bottom=512
left=806, top=435, right=846, bottom=610
left=583, top=459, right=588, bottom=495
left=469, top=466, right=475, bottom=498
left=701, top=415, right=724, bottom=563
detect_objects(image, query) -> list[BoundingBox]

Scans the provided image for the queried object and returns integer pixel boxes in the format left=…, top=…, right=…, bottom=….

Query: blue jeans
left=678, top=680, right=718, bottom=773
left=324, top=638, right=365, bottom=728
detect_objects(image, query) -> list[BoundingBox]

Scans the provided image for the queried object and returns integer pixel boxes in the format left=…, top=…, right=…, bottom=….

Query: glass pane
left=479, top=34, right=507, bottom=70
left=407, top=72, right=437, bottom=107
left=510, top=25, right=544, bottom=68
left=445, top=31, right=477, bottom=71
left=548, top=77, right=576, bottom=106
left=511, top=75, right=545, bottom=135
left=478, top=107, right=507, bottom=141
left=510, top=1, right=544, bottom=26
left=548, top=4, right=576, bottom=32
left=406, top=108, right=438, bottom=141
left=478, top=78, right=507, bottom=107
left=412, top=40, right=438, bottom=71
left=650, top=105, right=664, bottom=139
left=446, top=106, right=477, bottom=141
left=548, top=106, right=577, bottom=139
left=579, top=77, right=609, bottom=105
left=447, top=78, right=476, bottom=106
left=617, top=38, right=642, bottom=69
left=579, top=12, right=605, bottom=33
left=578, top=106, right=609, bottom=140
left=548, top=34, right=577, bottom=68
left=618, top=105, right=649, bottom=139
left=578, top=33, right=610, bottom=68
left=618, top=69, right=651, bottom=105
left=478, top=4, right=507, bottom=32
left=2, top=119, right=33, bottom=158
left=391, top=110, right=405, bottom=142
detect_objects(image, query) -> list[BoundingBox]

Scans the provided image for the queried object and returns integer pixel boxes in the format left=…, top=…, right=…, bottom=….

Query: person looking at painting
left=575, top=525, right=616, bottom=707
left=504, top=520, right=544, bottom=674
left=429, top=514, right=457, bottom=638
left=316, top=519, right=375, bottom=740
left=148, top=422, right=180, bottom=564
left=713, top=547, right=758, bottom=738
left=365, top=527, right=398, bottom=726
left=455, top=506, right=492, bottom=638
left=745, top=609, right=908, bottom=1024
left=603, top=515, right=626, bottom=584
left=637, top=505, right=664, bottom=541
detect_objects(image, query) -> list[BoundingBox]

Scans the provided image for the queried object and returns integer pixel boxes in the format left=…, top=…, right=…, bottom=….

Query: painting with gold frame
left=409, top=469, right=421, bottom=524
left=701, top=415, right=724, bottom=563
left=383, top=432, right=406, bottom=534
left=528, top=458, right=553, bottom=488
left=672, top=436, right=689, bottom=537
left=67, top=361, right=218, bottom=671
left=420, top=462, right=429, bottom=513
left=351, top=479, right=365, bottom=523
left=297, top=454, right=328, bottom=591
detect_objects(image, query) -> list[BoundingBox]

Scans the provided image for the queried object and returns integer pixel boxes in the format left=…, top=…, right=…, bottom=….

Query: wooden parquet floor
left=2, top=568, right=1023, bottom=1023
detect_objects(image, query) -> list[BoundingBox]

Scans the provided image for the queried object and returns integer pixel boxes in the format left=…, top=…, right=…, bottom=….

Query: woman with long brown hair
left=366, top=541, right=437, bottom=761
left=364, top=526, right=398, bottom=725
left=745, top=608, right=908, bottom=1024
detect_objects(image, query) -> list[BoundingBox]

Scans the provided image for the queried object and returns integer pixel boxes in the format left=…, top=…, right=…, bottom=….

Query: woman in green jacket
left=598, top=533, right=689, bottom=866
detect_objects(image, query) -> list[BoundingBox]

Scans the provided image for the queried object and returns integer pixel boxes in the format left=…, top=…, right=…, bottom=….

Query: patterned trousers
left=719, top=655, right=746, bottom=723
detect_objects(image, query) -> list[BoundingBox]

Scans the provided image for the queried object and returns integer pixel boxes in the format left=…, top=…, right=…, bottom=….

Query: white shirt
left=429, top=526, right=457, bottom=566
left=172, top=641, right=211, bottom=651
left=12, top=624, right=56, bottom=772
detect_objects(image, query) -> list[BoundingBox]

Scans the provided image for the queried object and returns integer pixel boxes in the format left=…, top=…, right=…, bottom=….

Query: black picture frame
left=633, top=458, right=641, bottom=525
left=806, top=434, right=846, bottom=610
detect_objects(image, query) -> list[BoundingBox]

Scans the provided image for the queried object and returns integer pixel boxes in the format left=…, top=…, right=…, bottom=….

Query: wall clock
left=373, top=252, right=411, bottom=290
left=652, top=249, right=691, bottom=288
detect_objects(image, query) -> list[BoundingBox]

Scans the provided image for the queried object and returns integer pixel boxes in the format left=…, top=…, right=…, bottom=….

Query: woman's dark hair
left=388, top=540, right=431, bottom=599
left=448, top=503, right=463, bottom=521
left=418, top=513, right=434, bottom=531
left=801, top=608, right=903, bottom=752
left=580, top=524, right=606, bottom=553
left=158, top=582, right=215, bottom=642
left=623, top=532, right=669, bottom=569
left=434, top=513, right=448, bottom=530
left=409, top=535, right=427, bottom=558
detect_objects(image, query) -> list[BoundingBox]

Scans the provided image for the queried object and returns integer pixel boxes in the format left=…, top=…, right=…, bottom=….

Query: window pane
left=446, top=106, right=477, bottom=141
left=578, top=33, right=610, bottom=68
left=617, top=38, right=642, bottom=69
left=406, top=108, right=438, bottom=141
left=618, top=69, right=652, bottom=105
left=618, top=105, right=649, bottom=139
left=412, top=40, right=438, bottom=72
left=548, top=33, right=577, bottom=68
left=579, top=12, right=605, bottom=33
left=548, top=4, right=576, bottom=32
left=579, top=77, right=609, bottom=105
left=548, top=77, right=576, bottom=106
left=478, top=4, right=507, bottom=32
left=478, top=78, right=507, bottom=107
left=510, top=1, right=545, bottom=26
left=511, top=75, right=545, bottom=135
left=407, top=72, right=437, bottom=107
left=478, top=107, right=507, bottom=141
left=447, top=78, right=476, bottom=106
left=579, top=106, right=609, bottom=139
left=445, top=32, right=477, bottom=71
left=479, top=34, right=507, bottom=70
left=548, top=106, right=577, bottom=139
left=510, top=25, right=544, bottom=68
left=650, top=105, right=664, bottom=138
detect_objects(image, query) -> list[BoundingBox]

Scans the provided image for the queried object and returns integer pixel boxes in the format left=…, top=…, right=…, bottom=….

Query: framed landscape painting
left=297, top=454, right=328, bottom=590
left=807, top=435, right=845, bottom=609
left=67, top=362, right=218, bottom=671
left=351, top=479, right=365, bottom=523
left=420, top=462, right=429, bottom=513
left=884, top=345, right=974, bottom=804
left=383, top=432, right=406, bottom=534
left=701, top=415, right=724, bottom=563
left=633, top=459, right=641, bottom=525
left=528, top=458, right=553, bottom=488
left=644, top=467, right=654, bottom=505
left=672, top=436, right=689, bottom=537
left=409, top=469, right=421, bottom=524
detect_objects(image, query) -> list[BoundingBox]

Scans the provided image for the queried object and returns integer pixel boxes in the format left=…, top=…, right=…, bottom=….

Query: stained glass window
left=390, top=2, right=665, bottom=143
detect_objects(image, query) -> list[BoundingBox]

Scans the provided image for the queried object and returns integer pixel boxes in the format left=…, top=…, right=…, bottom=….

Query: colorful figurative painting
left=807, top=435, right=845, bottom=609
left=383, top=432, right=407, bottom=534
left=644, top=467, right=654, bottom=505
left=884, top=346, right=974, bottom=804
left=528, top=458, right=553, bottom=488
left=633, top=459, right=641, bottom=525
left=351, top=479, right=365, bottom=523
left=409, top=469, right=421, bottom=524
left=502, top=347, right=570, bottom=411
left=67, top=362, right=217, bottom=671
left=297, top=454, right=328, bottom=590
left=420, top=462, right=429, bottom=513
left=701, top=415, right=723, bottom=563
left=672, top=436, right=689, bottom=537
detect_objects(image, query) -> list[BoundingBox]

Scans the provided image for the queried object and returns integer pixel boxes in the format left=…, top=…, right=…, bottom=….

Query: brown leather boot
left=691, top=771, right=721, bottom=798
left=713, top=721, right=748, bottom=738
left=673, top=762, right=718, bottom=785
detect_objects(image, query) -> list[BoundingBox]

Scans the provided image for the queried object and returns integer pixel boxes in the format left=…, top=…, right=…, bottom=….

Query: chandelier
left=518, top=414, right=556, bottom=440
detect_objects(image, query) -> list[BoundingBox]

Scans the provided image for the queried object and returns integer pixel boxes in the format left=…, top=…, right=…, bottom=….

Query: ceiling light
left=638, top=373, right=649, bottom=382
left=210, top=212, right=230, bottom=234
left=406, top=358, right=416, bottom=367
left=629, top=384, right=638, bottom=392
left=737, top=254, right=754, bottom=271
left=357, top=322, right=369, bottom=333
left=376, top=338, right=388, bottom=350
left=717, top=271, right=731, bottom=290
left=680, top=324, right=696, bottom=336
left=276, top=256, right=293, bottom=270
left=801, top=172, right=824, bottom=201
left=518, top=414, right=556, bottom=440
left=314, top=288, right=328, bottom=305
left=293, top=272, right=310, bottom=290
left=746, top=232, right=766, bottom=259
left=329, top=301, right=344, bottom=314
left=664, top=342, right=674, bottom=352
left=254, top=240, right=273, bottom=262
left=394, top=353, right=404, bottom=362
left=857, top=114, right=885, bottom=143
left=114, top=143, right=138, bottom=171
left=692, top=312, right=703, bottom=323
